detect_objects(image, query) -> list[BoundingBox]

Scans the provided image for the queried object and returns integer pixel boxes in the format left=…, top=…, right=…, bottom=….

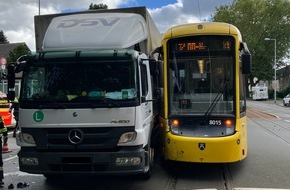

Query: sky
left=0, top=0, right=234, bottom=52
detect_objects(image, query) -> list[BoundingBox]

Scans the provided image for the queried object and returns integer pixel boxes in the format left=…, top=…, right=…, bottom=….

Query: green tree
left=89, top=3, right=108, bottom=10
left=0, top=30, right=9, bottom=44
left=7, top=44, right=30, bottom=64
left=213, top=0, right=290, bottom=85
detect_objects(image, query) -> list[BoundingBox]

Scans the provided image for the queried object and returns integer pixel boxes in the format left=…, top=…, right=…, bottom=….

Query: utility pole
left=264, top=38, right=277, bottom=104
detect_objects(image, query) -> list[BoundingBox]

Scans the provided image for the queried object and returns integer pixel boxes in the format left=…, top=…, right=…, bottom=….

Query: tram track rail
left=222, top=164, right=232, bottom=190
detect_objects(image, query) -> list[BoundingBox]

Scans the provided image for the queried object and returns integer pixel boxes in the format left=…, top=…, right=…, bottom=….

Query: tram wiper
left=199, top=81, right=227, bottom=125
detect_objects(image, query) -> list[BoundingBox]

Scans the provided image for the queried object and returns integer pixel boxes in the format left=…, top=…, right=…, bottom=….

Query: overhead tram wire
left=197, top=0, right=201, bottom=21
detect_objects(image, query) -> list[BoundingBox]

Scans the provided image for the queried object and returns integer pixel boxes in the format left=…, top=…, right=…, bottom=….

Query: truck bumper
left=18, top=147, right=147, bottom=175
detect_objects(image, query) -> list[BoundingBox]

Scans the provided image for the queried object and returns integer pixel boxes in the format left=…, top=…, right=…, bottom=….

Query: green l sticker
left=33, top=111, right=44, bottom=122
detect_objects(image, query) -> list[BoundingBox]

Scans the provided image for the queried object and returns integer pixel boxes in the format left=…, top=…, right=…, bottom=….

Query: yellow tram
left=158, top=22, right=251, bottom=163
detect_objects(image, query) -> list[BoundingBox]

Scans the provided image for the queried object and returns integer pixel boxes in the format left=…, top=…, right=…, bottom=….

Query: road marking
left=284, top=120, right=290, bottom=123
left=234, top=188, right=290, bottom=190
left=4, top=171, right=42, bottom=177
left=186, top=189, right=290, bottom=190
left=3, top=155, right=18, bottom=162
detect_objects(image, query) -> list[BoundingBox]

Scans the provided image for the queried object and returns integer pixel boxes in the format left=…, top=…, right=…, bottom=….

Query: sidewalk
left=248, top=98, right=284, bottom=107
left=264, top=99, right=283, bottom=106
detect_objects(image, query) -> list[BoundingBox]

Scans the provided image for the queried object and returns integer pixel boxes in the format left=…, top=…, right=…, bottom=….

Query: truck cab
left=7, top=8, right=162, bottom=178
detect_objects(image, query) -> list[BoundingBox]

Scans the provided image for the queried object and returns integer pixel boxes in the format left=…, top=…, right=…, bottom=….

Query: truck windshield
left=167, top=35, right=235, bottom=115
left=21, top=58, right=138, bottom=108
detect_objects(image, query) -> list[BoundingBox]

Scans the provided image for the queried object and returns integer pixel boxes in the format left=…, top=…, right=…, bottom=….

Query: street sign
left=0, top=57, right=7, bottom=65
left=0, top=57, right=7, bottom=70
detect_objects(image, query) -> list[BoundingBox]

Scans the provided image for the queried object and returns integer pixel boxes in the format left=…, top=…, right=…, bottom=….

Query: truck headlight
left=118, top=132, right=136, bottom=144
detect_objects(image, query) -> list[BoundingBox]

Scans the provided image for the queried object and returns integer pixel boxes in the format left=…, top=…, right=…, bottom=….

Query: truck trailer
left=7, top=6, right=162, bottom=179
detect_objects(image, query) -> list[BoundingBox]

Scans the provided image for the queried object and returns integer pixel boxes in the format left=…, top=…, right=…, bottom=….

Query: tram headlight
left=225, top=119, right=235, bottom=135
left=169, top=119, right=180, bottom=135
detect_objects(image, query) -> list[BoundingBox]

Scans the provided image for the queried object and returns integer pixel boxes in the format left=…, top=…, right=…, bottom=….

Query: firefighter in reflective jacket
left=0, top=116, right=7, bottom=186
left=9, top=97, right=19, bottom=137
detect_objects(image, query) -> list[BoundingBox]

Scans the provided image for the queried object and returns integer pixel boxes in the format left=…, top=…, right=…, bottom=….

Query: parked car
left=283, top=94, right=290, bottom=106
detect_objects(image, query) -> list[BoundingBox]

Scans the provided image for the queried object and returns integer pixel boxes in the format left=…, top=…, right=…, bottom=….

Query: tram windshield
left=167, top=35, right=235, bottom=115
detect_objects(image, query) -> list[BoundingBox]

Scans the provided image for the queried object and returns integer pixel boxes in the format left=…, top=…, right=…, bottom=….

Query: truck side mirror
left=149, top=59, right=163, bottom=88
left=7, top=63, right=15, bottom=101
left=141, top=96, right=146, bottom=103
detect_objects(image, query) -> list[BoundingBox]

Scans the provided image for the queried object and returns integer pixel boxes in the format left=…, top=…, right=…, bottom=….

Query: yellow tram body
left=159, top=22, right=251, bottom=163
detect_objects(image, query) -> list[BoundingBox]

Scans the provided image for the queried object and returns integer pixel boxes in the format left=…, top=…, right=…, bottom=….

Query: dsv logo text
left=57, top=17, right=121, bottom=28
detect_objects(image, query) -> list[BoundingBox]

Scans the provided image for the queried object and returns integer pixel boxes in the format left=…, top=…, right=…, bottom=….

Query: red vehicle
left=0, top=92, right=12, bottom=127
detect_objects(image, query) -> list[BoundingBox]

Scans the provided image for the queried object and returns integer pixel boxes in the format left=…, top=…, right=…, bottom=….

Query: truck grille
left=22, top=127, right=134, bottom=151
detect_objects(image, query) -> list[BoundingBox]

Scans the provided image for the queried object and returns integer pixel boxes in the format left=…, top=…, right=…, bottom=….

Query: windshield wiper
left=103, top=98, right=120, bottom=107
left=31, top=97, right=67, bottom=109
left=69, top=96, right=120, bottom=107
left=199, top=81, right=227, bottom=125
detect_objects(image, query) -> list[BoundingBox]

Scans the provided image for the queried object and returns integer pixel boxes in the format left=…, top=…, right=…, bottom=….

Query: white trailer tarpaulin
left=35, top=7, right=161, bottom=56
left=43, top=13, right=148, bottom=51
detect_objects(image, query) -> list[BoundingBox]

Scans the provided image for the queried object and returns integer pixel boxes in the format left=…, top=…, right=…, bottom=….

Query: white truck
left=7, top=7, right=162, bottom=179
left=252, top=81, right=268, bottom=100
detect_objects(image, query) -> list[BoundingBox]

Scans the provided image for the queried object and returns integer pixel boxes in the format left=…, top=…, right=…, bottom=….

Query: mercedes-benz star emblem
left=68, top=129, right=84, bottom=144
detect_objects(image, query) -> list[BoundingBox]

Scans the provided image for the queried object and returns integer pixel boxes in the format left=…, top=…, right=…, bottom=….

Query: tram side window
left=240, top=70, right=246, bottom=113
